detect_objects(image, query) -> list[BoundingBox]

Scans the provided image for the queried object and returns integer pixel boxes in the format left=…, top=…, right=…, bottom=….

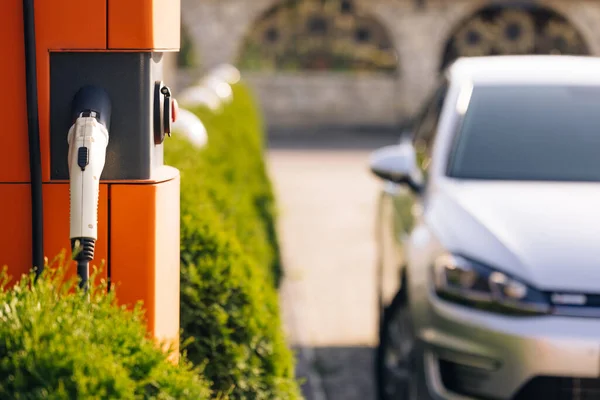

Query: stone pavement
left=267, top=130, right=400, bottom=400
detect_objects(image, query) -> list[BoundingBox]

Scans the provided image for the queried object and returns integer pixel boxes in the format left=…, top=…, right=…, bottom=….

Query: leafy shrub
left=166, top=82, right=300, bottom=399
left=0, top=261, right=211, bottom=399
left=184, top=83, right=282, bottom=286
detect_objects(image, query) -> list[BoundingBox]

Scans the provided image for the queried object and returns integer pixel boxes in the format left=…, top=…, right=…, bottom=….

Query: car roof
left=446, top=55, right=600, bottom=86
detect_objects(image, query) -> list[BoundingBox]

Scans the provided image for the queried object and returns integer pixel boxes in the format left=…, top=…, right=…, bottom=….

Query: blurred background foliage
left=178, top=23, right=197, bottom=69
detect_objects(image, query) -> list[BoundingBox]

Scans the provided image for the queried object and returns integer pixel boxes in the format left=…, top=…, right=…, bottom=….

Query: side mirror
left=369, top=143, right=423, bottom=193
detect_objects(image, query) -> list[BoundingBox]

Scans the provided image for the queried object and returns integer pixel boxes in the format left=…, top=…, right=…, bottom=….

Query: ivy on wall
left=442, top=6, right=589, bottom=69
left=238, top=0, right=398, bottom=73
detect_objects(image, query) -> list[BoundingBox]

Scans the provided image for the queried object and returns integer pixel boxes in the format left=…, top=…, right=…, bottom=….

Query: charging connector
left=68, top=87, right=111, bottom=289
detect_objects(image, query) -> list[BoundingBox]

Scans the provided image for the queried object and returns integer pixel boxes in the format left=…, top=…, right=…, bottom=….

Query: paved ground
left=267, top=130, right=399, bottom=400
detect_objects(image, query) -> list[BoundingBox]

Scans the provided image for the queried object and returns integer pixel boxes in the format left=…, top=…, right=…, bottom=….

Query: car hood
left=427, top=179, right=600, bottom=292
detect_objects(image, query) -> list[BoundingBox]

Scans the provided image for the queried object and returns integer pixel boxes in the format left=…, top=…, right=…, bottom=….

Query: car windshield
left=448, top=84, right=600, bottom=182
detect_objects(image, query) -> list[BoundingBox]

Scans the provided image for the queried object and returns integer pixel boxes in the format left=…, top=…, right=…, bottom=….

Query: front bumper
left=420, top=294, right=600, bottom=399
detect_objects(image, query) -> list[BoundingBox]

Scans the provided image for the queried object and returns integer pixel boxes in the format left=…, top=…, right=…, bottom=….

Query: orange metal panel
left=1, top=0, right=107, bottom=182
left=0, top=184, right=32, bottom=282
left=152, top=0, right=181, bottom=50
left=35, top=0, right=107, bottom=182
left=110, top=168, right=179, bottom=345
left=153, top=175, right=180, bottom=352
left=43, top=184, right=109, bottom=284
left=108, top=0, right=180, bottom=50
left=0, top=1, right=31, bottom=182
left=36, top=0, right=106, bottom=51
left=110, top=183, right=156, bottom=330
left=0, top=1, right=108, bottom=282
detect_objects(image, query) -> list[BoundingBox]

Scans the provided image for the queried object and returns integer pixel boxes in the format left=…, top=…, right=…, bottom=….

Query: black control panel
left=50, top=52, right=165, bottom=180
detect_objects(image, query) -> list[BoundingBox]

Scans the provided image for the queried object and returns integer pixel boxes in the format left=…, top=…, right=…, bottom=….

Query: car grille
left=576, top=293, right=600, bottom=307
left=440, top=360, right=600, bottom=400
left=514, top=377, right=600, bottom=400
left=550, top=293, right=600, bottom=318
left=439, top=359, right=496, bottom=400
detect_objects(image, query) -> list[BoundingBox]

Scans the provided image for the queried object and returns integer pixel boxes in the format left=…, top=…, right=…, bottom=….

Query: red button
left=171, top=98, right=179, bottom=123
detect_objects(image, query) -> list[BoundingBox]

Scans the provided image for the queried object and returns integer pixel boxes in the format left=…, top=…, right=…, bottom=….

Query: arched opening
left=441, top=4, right=590, bottom=70
left=237, top=0, right=399, bottom=74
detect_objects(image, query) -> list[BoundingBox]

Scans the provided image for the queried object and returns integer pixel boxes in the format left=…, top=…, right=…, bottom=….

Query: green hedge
left=182, top=84, right=282, bottom=286
left=0, top=79, right=296, bottom=400
left=0, top=264, right=211, bottom=399
left=166, top=82, right=300, bottom=399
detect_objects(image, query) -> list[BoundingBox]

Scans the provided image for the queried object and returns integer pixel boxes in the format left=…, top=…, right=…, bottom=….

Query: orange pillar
left=0, top=0, right=181, bottom=350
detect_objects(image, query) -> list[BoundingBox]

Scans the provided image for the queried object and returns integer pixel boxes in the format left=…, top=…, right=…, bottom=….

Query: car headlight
left=432, top=253, right=550, bottom=315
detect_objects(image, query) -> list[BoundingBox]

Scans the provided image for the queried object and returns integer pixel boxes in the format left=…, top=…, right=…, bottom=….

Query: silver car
left=370, top=55, right=600, bottom=400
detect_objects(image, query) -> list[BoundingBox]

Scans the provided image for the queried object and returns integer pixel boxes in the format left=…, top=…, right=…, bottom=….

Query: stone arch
left=236, top=0, right=399, bottom=73
left=440, top=2, right=590, bottom=70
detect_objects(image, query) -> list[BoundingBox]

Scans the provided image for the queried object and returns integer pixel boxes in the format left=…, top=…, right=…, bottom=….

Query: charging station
left=0, top=0, right=181, bottom=349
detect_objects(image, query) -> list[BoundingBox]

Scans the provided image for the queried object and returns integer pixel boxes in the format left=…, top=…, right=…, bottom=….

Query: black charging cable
left=22, top=0, right=45, bottom=279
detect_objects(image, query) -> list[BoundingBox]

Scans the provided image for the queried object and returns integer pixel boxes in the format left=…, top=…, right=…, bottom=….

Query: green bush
left=184, top=84, right=282, bottom=286
left=166, top=82, right=300, bottom=399
left=0, top=262, right=211, bottom=399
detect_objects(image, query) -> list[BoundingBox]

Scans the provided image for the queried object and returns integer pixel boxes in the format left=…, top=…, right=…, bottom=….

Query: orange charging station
left=0, top=0, right=181, bottom=349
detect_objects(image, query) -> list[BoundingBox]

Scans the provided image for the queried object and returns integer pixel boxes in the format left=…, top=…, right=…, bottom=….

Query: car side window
left=413, top=81, right=448, bottom=177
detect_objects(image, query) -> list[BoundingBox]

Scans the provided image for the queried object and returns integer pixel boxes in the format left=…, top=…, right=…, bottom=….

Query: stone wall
left=243, top=72, right=402, bottom=128
left=181, top=0, right=600, bottom=128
